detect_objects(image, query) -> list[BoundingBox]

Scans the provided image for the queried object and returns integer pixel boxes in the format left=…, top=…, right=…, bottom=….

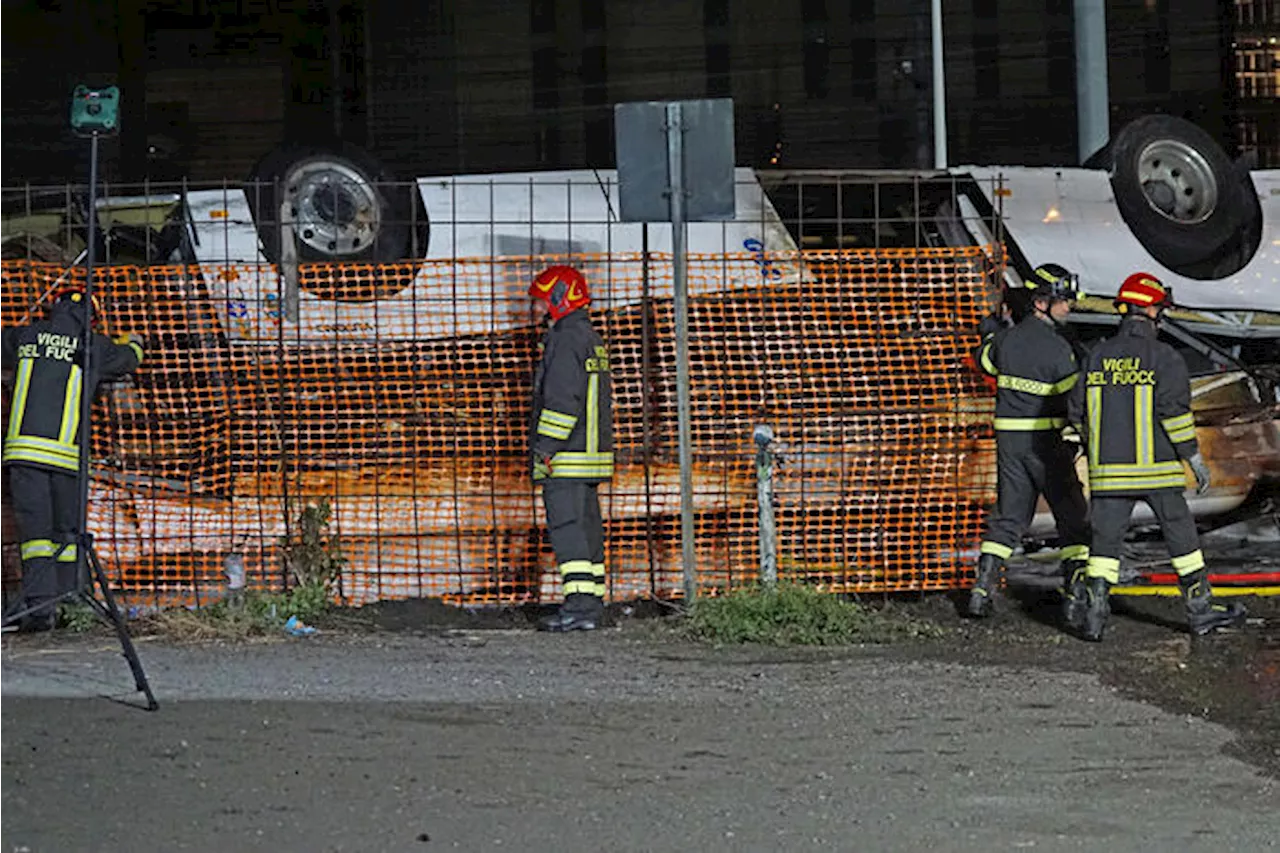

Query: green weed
left=683, top=582, right=946, bottom=646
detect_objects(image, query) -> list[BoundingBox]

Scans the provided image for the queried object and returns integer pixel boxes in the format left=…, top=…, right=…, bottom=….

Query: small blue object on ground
left=284, top=615, right=316, bottom=637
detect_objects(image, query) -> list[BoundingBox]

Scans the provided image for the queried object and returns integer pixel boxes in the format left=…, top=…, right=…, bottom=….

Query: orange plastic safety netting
left=1, top=249, right=998, bottom=608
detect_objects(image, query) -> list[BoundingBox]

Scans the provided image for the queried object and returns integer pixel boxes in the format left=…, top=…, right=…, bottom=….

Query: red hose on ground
left=1141, top=572, right=1280, bottom=586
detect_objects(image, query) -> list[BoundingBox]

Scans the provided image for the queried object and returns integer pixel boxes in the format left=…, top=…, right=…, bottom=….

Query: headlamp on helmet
left=529, top=265, right=591, bottom=320
left=1025, top=263, right=1080, bottom=303
left=1114, top=272, right=1173, bottom=315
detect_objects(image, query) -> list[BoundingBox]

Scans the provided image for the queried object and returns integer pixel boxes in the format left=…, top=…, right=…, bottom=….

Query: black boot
left=966, top=554, right=1003, bottom=618
left=1060, top=559, right=1088, bottom=632
left=1180, top=571, right=1246, bottom=637
left=1081, top=577, right=1110, bottom=642
left=17, top=600, right=56, bottom=634
left=537, top=593, right=603, bottom=633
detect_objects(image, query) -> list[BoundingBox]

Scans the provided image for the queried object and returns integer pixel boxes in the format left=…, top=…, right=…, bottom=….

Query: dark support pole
left=79, top=131, right=159, bottom=712
left=77, top=132, right=100, bottom=563
left=1074, top=0, right=1110, bottom=164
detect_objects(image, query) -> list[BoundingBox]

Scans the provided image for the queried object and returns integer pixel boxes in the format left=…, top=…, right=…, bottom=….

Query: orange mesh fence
left=1, top=249, right=997, bottom=608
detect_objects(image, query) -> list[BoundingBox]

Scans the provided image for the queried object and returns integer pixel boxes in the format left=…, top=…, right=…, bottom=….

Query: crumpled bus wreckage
left=2, top=114, right=1276, bottom=606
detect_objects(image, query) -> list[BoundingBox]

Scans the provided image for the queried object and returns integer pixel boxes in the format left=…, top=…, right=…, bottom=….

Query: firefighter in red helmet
left=2, top=286, right=144, bottom=631
left=1067, top=272, right=1244, bottom=641
left=527, top=265, right=614, bottom=631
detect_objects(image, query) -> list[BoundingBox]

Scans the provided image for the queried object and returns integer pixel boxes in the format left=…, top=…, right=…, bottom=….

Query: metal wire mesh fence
left=0, top=242, right=999, bottom=609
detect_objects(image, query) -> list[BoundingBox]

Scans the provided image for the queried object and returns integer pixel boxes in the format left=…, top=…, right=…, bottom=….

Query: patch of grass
left=139, top=499, right=345, bottom=643
left=683, top=582, right=946, bottom=646
left=141, top=585, right=330, bottom=642
left=56, top=602, right=100, bottom=633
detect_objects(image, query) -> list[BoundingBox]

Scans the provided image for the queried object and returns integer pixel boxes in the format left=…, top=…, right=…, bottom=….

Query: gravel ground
left=3, top=572, right=1278, bottom=853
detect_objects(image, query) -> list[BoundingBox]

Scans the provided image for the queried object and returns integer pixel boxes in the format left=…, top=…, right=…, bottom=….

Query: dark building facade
left=1233, top=0, right=1280, bottom=165
left=0, top=0, right=1264, bottom=185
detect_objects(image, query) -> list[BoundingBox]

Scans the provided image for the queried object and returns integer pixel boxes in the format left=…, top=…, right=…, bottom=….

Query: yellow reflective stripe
left=996, top=372, right=1078, bottom=396
left=591, top=563, right=607, bottom=599
left=1134, top=384, right=1153, bottom=465
left=550, top=451, right=613, bottom=466
left=1090, top=461, right=1186, bottom=478
left=1171, top=550, right=1206, bottom=575
left=59, top=364, right=83, bottom=445
left=992, top=417, right=1067, bottom=431
left=20, top=539, right=57, bottom=560
left=980, top=541, right=1013, bottom=559
left=586, top=373, right=599, bottom=453
left=539, top=409, right=576, bottom=428
left=547, top=466, right=614, bottom=479
left=536, top=422, right=573, bottom=440
left=127, top=341, right=144, bottom=363
left=2, top=436, right=80, bottom=471
left=1090, top=474, right=1189, bottom=491
left=1162, top=412, right=1197, bottom=444
left=1086, top=556, right=1121, bottom=583
left=558, top=559, right=594, bottom=577
left=559, top=559, right=597, bottom=595
left=537, top=409, right=577, bottom=440
left=1060, top=544, right=1089, bottom=560
left=7, top=360, right=33, bottom=442
left=1052, top=373, right=1079, bottom=394
left=978, top=340, right=997, bottom=376
left=55, top=543, right=78, bottom=563
left=1087, top=386, right=1102, bottom=470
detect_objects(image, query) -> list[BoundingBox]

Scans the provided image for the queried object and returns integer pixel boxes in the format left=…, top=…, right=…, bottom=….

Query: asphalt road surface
left=3, top=606, right=1278, bottom=853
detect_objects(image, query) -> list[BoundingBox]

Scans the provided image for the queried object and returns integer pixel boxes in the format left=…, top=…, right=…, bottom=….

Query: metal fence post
left=754, top=424, right=780, bottom=588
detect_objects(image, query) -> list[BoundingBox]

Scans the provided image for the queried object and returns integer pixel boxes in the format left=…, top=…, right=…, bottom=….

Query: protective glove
left=1061, top=424, right=1084, bottom=460
left=978, top=311, right=1009, bottom=338
left=1188, top=452, right=1211, bottom=496
left=531, top=454, right=553, bottom=480
left=114, top=332, right=146, bottom=349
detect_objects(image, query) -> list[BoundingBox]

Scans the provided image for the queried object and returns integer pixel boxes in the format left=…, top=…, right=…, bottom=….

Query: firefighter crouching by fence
left=1, top=286, right=144, bottom=632
left=1066, top=273, right=1245, bottom=642
left=528, top=265, right=614, bottom=632
left=969, top=263, right=1091, bottom=623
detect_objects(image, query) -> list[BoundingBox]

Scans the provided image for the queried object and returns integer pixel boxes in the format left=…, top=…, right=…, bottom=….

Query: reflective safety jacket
left=2, top=301, right=143, bottom=474
left=1068, top=316, right=1197, bottom=494
left=976, top=312, right=1079, bottom=433
left=529, top=308, right=614, bottom=482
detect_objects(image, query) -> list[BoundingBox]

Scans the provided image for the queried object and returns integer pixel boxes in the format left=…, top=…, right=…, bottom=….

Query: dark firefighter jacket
left=976, top=312, right=1079, bottom=433
left=2, top=300, right=143, bottom=474
left=529, top=308, right=614, bottom=482
left=1067, top=315, right=1197, bottom=494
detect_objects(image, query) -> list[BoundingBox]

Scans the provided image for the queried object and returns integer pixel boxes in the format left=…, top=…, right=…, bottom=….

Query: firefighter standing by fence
left=969, top=263, right=1091, bottom=622
left=528, top=265, right=614, bottom=632
left=2, top=286, right=143, bottom=632
left=1067, top=273, right=1245, bottom=642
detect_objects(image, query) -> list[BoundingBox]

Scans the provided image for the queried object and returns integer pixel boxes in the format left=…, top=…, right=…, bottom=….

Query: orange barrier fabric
left=0, top=250, right=998, bottom=608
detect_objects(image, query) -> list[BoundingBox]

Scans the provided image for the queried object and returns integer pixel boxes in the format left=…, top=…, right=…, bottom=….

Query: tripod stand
left=1, top=121, right=158, bottom=711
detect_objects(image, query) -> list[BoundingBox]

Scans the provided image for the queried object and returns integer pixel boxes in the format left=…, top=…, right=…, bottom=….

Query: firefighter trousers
left=540, top=479, right=606, bottom=605
left=980, top=432, right=1090, bottom=562
left=1085, top=491, right=1203, bottom=584
left=6, top=465, right=82, bottom=618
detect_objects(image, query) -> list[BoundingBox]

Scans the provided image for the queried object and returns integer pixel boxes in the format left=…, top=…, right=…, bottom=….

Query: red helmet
left=529, top=265, right=590, bottom=320
left=48, top=285, right=103, bottom=326
left=1114, top=272, right=1173, bottom=313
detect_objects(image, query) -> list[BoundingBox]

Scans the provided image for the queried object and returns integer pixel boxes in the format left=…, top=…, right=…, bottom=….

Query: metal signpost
left=68, top=85, right=158, bottom=710
left=614, top=97, right=736, bottom=603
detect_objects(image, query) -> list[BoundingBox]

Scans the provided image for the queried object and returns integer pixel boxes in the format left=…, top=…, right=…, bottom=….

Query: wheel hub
left=1136, top=139, right=1218, bottom=225
left=285, top=160, right=382, bottom=257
